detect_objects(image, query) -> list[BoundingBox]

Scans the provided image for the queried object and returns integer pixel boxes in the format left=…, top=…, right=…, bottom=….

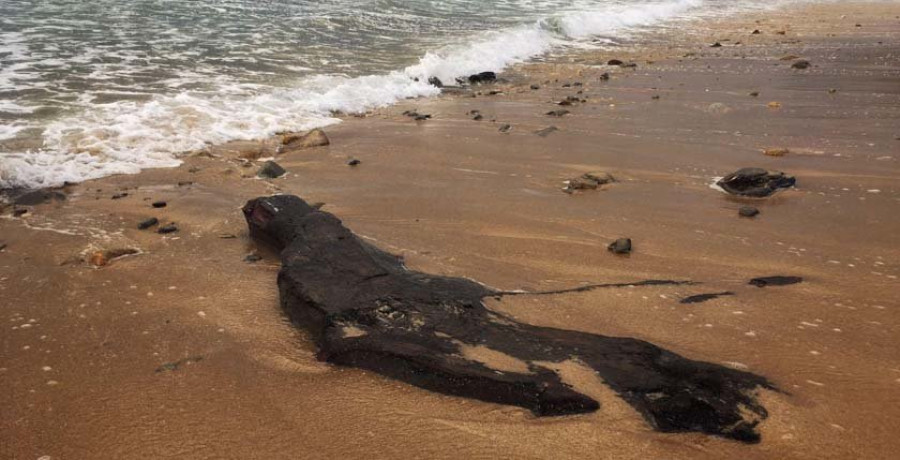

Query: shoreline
left=3, top=2, right=900, bottom=459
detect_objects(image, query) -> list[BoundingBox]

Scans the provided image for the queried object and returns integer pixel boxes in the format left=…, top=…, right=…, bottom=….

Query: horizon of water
left=0, top=0, right=816, bottom=189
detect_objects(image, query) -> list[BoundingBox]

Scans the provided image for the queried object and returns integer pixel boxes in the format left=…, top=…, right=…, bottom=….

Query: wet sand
left=2, top=2, right=899, bottom=459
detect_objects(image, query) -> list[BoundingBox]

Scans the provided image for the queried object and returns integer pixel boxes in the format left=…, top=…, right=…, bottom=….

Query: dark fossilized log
left=243, top=195, right=774, bottom=443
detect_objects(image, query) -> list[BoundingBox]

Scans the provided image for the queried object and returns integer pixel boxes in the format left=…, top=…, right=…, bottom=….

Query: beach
left=2, top=2, right=899, bottom=458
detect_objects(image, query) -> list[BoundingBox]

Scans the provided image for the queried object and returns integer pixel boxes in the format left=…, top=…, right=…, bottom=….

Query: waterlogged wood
left=244, top=195, right=775, bottom=443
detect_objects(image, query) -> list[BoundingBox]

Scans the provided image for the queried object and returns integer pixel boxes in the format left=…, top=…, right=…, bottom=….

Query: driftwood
left=243, top=195, right=774, bottom=443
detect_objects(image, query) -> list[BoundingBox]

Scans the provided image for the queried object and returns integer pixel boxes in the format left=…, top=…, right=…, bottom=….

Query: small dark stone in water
left=244, top=253, right=263, bottom=263
left=158, top=224, right=178, bottom=234
left=680, top=292, right=735, bottom=304
left=152, top=201, right=167, bottom=208
left=534, top=126, right=558, bottom=137
left=751, top=29, right=761, bottom=35
left=791, top=60, right=811, bottom=70
left=414, top=114, right=431, bottom=121
left=599, top=73, right=610, bottom=81
left=749, top=91, right=760, bottom=97
left=138, top=217, right=159, bottom=230
left=530, top=84, right=540, bottom=90
left=112, top=192, right=128, bottom=200
left=473, top=114, right=483, bottom=121
left=651, top=95, right=660, bottom=100
left=0, top=242, right=6, bottom=251
left=717, top=168, right=795, bottom=197
left=347, top=159, right=361, bottom=166
left=607, top=59, right=624, bottom=66
left=711, top=42, right=723, bottom=47
left=562, top=83, right=572, bottom=88
left=546, top=109, right=569, bottom=117
left=468, top=71, right=497, bottom=84
left=739, top=206, right=760, bottom=218
left=257, top=160, right=287, bottom=179
left=499, top=124, right=512, bottom=133
left=573, top=82, right=583, bottom=87
left=608, top=238, right=632, bottom=255
left=487, top=90, right=503, bottom=96
left=427, top=76, right=443, bottom=88
left=178, top=181, right=193, bottom=187
left=749, top=276, right=803, bottom=287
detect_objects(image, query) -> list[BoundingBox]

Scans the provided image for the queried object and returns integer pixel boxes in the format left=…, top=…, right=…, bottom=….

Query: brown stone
left=764, top=148, right=790, bottom=157
left=88, top=248, right=139, bottom=267
left=281, top=129, right=330, bottom=152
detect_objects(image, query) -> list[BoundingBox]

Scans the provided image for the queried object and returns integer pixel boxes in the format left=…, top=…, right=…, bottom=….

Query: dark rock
left=651, top=95, right=660, bottom=100
left=138, top=217, right=159, bottom=230
left=573, top=82, right=583, bottom=87
left=620, top=62, right=637, bottom=69
left=711, top=42, right=723, bottom=48
left=607, top=59, right=624, bottom=66
left=716, top=168, right=795, bottom=197
left=13, top=190, right=66, bottom=206
left=243, top=195, right=773, bottom=443
left=112, top=192, right=128, bottom=200
left=751, top=29, right=761, bottom=35
left=347, top=159, right=361, bottom=166
left=749, top=276, right=803, bottom=287
left=791, top=60, right=811, bottom=70
left=178, top=181, right=193, bottom=187
left=680, top=292, right=735, bottom=304
left=257, top=161, right=287, bottom=179
left=0, top=242, right=6, bottom=251
left=473, top=114, right=483, bottom=121
left=564, top=172, right=616, bottom=193
left=414, top=114, right=431, bottom=121
left=487, top=90, right=503, bottom=96
left=12, top=208, right=27, bottom=217
left=546, top=110, right=570, bottom=117
left=607, top=238, right=632, bottom=254
left=151, top=201, right=167, bottom=208
left=530, top=84, right=540, bottom=90
left=244, top=253, right=263, bottom=263
left=739, top=206, right=760, bottom=218
left=157, top=224, right=178, bottom=234
left=749, top=91, right=760, bottom=97
left=427, top=76, right=443, bottom=88
left=499, top=124, right=512, bottom=133
left=599, top=73, right=610, bottom=81
left=467, top=71, right=497, bottom=84
left=534, top=126, right=558, bottom=137
left=562, top=83, right=572, bottom=88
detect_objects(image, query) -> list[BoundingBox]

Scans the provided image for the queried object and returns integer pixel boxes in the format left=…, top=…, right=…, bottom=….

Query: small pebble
left=739, top=206, right=760, bottom=218
left=138, top=217, right=159, bottom=230
left=157, top=224, right=178, bottom=234
left=151, top=201, right=167, bottom=208
left=347, top=159, right=361, bottom=166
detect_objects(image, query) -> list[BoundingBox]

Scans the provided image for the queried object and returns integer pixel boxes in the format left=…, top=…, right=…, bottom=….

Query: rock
left=12, top=208, right=27, bottom=217
left=218, top=233, right=237, bottom=239
left=607, top=59, right=624, bottom=66
left=827, top=88, right=838, bottom=94
left=564, top=172, right=615, bottom=193
left=152, top=201, right=167, bottom=208
left=347, top=159, right=361, bottom=166
left=620, top=62, right=637, bottom=69
left=467, top=72, right=497, bottom=84
left=281, top=129, right=330, bottom=151
left=680, top=292, right=735, bottom=304
left=599, top=72, right=610, bottom=81
left=0, top=242, right=6, bottom=251
left=243, top=195, right=772, bottom=443
left=791, top=60, right=811, bottom=69
left=88, top=248, right=139, bottom=267
left=775, top=30, right=786, bottom=35
left=763, top=148, right=790, bottom=157
left=498, top=124, right=512, bottom=133
left=244, top=253, right=263, bottom=263
left=711, top=42, right=723, bottom=48
left=138, top=217, right=159, bottom=230
left=530, top=84, right=540, bottom=90
left=13, top=190, right=66, bottom=206
left=749, top=91, right=760, bottom=97
left=751, top=29, right=761, bottom=34
left=257, top=161, right=287, bottom=179
left=112, top=192, right=128, bottom=200
left=749, top=276, right=802, bottom=287
left=767, top=101, right=782, bottom=109
left=473, top=113, right=483, bottom=121
left=414, top=114, right=431, bottom=121
left=534, top=126, right=558, bottom=137
left=155, top=356, right=203, bottom=373
left=427, top=76, right=443, bottom=88
left=546, top=110, right=570, bottom=117
left=158, top=224, right=178, bottom=234
left=738, top=206, right=760, bottom=218
left=178, top=181, right=193, bottom=187
left=651, top=95, right=660, bottom=100
left=607, top=238, right=632, bottom=255
left=716, top=168, right=796, bottom=197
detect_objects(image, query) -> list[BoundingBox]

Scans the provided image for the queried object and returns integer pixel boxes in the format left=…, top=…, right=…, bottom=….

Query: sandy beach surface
left=2, top=2, right=899, bottom=459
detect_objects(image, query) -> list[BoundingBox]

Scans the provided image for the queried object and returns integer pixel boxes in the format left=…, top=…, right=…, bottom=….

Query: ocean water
left=0, top=0, right=801, bottom=189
